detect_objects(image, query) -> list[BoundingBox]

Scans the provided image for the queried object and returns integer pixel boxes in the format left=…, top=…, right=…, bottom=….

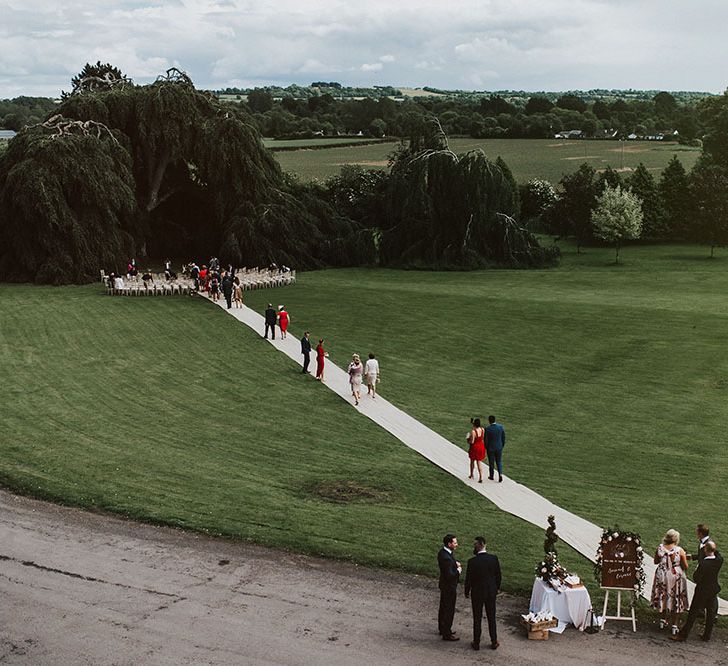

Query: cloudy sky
left=2, top=0, right=727, bottom=98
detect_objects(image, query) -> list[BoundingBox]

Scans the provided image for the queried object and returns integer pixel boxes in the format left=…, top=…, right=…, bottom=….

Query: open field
left=2, top=242, right=728, bottom=603
left=273, top=138, right=701, bottom=183
left=263, top=137, right=393, bottom=150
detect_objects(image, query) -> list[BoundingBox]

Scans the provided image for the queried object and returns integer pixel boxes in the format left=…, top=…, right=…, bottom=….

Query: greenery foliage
left=591, top=185, right=643, bottom=263
left=0, top=66, right=374, bottom=283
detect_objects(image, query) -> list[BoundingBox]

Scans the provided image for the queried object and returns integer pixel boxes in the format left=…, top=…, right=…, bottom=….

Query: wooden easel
left=601, top=587, right=637, bottom=632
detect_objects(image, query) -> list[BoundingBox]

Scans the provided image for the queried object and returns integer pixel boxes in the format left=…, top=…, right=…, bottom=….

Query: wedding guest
left=467, top=418, right=486, bottom=483
left=485, top=415, right=506, bottom=482
left=315, top=339, right=327, bottom=381
left=364, top=353, right=380, bottom=398
left=221, top=272, right=233, bottom=309
left=692, top=524, right=712, bottom=563
left=233, top=276, right=243, bottom=308
left=264, top=303, right=277, bottom=339
left=278, top=305, right=289, bottom=339
left=300, top=331, right=312, bottom=373
left=672, top=541, right=723, bottom=642
left=464, top=536, right=501, bottom=651
left=651, top=529, right=688, bottom=634
left=691, top=524, right=718, bottom=628
left=209, top=274, right=220, bottom=301
left=347, top=354, right=363, bottom=405
left=142, top=270, right=154, bottom=288
left=438, top=534, right=461, bottom=641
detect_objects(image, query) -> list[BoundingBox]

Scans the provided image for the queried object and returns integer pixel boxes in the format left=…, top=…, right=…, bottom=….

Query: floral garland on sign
left=594, top=526, right=646, bottom=603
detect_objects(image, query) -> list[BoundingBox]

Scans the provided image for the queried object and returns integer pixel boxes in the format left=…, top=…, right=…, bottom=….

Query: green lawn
left=274, top=138, right=701, bottom=183
left=2, top=241, right=727, bottom=602
left=263, top=137, right=393, bottom=150
left=0, top=282, right=585, bottom=597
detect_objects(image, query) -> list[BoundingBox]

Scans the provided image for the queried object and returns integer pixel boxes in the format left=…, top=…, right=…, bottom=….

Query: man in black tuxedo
left=691, top=524, right=718, bottom=627
left=437, top=534, right=461, bottom=641
left=464, top=536, right=501, bottom=651
left=264, top=304, right=277, bottom=339
left=300, top=331, right=312, bottom=373
left=672, top=540, right=723, bottom=642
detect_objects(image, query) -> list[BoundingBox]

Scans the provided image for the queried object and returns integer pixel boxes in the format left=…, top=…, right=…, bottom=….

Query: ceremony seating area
left=101, top=266, right=296, bottom=296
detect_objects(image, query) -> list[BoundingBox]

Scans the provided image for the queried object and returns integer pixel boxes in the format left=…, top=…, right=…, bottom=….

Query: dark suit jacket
left=301, top=336, right=312, bottom=354
left=464, top=552, right=501, bottom=599
left=438, top=547, right=460, bottom=591
left=693, top=553, right=723, bottom=602
left=265, top=308, right=277, bottom=325
left=485, top=423, right=506, bottom=452
left=693, top=538, right=711, bottom=563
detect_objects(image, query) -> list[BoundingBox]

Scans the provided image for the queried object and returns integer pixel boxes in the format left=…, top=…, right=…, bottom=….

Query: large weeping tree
left=0, top=116, right=136, bottom=283
left=0, top=65, right=373, bottom=283
left=377, top=122, right=559, bottom=268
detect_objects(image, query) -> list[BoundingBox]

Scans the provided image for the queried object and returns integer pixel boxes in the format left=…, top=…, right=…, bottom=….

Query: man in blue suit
left=485, top=415, right=505, bottom=482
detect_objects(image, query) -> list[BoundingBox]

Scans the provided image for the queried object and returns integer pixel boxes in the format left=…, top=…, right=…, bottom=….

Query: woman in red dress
left=315, top=339, right=327, bottom=380
left=467, top=418, right=486, bottom=483
left=277, top=306, right=289, bottom=339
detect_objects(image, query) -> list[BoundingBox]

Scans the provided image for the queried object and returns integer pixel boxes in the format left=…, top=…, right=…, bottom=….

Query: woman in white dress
left=364, top=353, right=380, bottom=398
left=347, top=354, right=363, bottom=405
left=651, top=529, right=688, bottom=634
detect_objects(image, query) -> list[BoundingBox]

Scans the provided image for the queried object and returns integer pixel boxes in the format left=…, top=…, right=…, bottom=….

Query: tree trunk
left=615, top=242, right=621, bottom=264
left=145, top=148, right=171, bottom=213
left=710, top=244, right=715, bottom=258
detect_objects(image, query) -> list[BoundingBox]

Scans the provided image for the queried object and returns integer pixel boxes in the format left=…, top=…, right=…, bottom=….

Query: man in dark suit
left=264, top=303, right=277, bottom=339
left=485, top=415, right=506, bottom=482
left=690, top=524, right=718, bottom=627
left=437, top=534, right=461, bottom=641
left=300, top=331, right=312, bottom=373
left=464, top=536, right=501, bottom=651
left=672, top=541, right=723, bottom=642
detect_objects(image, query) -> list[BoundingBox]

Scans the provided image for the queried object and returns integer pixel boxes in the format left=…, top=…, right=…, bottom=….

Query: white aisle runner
left=210, top=299, right=727, bottom=614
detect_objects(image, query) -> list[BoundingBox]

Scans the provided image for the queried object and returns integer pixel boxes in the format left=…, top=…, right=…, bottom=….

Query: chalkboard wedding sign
left=595, top=528, right=645, bottom=592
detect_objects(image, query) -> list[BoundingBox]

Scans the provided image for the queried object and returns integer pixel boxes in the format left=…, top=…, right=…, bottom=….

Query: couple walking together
left=467, top=416, right=506, bottom=483
left=438, top=534, right=501, bottom=651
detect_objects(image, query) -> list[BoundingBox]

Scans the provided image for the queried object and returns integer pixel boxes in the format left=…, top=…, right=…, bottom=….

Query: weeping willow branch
left=34, top=115, right=119, bottom=144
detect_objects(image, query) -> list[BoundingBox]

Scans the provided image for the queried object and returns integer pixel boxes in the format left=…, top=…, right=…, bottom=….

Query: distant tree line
left=0, top=97, right=58, bottom=131
left=522, top=89, right=728, bottom=257
left=229, top=88, right=707, bottom=142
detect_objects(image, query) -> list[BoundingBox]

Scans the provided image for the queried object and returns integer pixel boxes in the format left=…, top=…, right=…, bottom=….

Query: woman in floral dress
left=651, top=529, right=688, bottom=634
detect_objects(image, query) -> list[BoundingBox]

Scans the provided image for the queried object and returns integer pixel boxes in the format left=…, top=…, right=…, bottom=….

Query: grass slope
left=0, top=283, right=583, bottom=596
left=274, top=137, right=701, bottom=183
left=243, top=242, right=728, bottom=592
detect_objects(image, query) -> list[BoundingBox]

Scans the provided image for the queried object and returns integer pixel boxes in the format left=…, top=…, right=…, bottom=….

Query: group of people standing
left=466, top=417, right=506, bottom=483
left=438, top=534, right=502, bottom=651
left=651, top=523, right=723, bottom=642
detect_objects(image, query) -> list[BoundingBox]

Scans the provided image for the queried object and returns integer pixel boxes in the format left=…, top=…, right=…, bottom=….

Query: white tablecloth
left=529, top=579, right=592, bottom=631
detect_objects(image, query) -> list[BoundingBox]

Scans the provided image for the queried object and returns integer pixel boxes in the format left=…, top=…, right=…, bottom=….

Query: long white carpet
left=209, top=298, right=727, bottom=614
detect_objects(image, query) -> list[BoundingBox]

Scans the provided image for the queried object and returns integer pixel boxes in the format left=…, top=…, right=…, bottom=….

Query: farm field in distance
left=2, top=242, right=728, bottom=601
left=273, top=137, right=701, bottom=183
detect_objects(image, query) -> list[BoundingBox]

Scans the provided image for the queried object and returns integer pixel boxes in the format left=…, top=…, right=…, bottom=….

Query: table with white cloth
left=529, top=579, right=593, bottom=631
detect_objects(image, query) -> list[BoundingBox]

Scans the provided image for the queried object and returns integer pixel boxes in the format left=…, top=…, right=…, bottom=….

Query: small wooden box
left=521, top=618, right=558, bottom=640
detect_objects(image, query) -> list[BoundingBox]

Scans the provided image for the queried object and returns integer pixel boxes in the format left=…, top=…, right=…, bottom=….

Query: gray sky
left=1, top=0, right=726, bottom=98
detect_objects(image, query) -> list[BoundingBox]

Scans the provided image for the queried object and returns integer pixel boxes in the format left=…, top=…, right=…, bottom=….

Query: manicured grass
left=274, top=138, right=701, bottom=183
left=3, top=241, right=727, bottom=603
left=263, top=137, right=393, bottom=150
left=243, top=242, right=728, bottom=592
left=0, top=283, right=585, bottom=597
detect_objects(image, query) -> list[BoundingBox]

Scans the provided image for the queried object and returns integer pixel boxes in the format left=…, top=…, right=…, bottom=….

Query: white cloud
left=0, top=0, right=727, bottom=97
